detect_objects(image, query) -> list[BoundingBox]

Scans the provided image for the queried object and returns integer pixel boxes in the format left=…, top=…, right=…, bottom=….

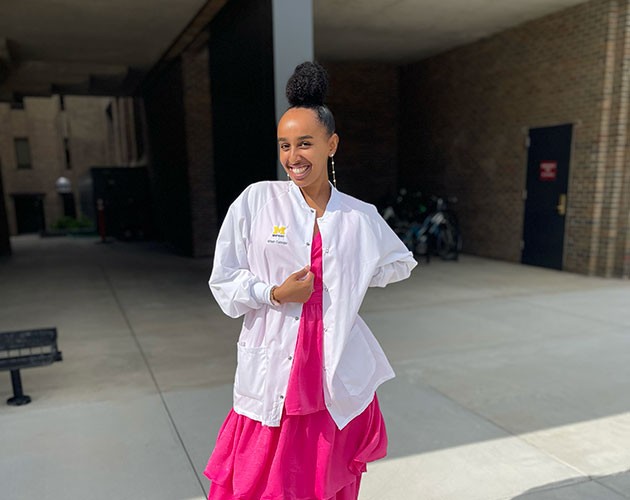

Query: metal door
left=522, top=124, right=572, bottom=270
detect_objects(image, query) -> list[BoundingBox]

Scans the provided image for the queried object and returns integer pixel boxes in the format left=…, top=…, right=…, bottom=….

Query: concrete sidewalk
left=1, top=235, right=629, bottom=500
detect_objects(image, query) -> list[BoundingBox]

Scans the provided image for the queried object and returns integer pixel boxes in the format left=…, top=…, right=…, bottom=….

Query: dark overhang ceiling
left=0, top=0, right=588, bottom=100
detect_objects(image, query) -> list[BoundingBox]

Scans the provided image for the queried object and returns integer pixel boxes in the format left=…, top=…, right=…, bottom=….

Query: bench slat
left=0, top=328, right=57, bottom=350
left=0, top=328, right=62, bottom=372
left=0, top=353, right=60, bottom=370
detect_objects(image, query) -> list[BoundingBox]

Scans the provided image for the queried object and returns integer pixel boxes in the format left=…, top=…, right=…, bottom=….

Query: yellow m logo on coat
left=272, top=225, right=286, bottom=236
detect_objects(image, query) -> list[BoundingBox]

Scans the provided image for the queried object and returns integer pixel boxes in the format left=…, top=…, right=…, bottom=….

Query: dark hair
left=286, top=61, right=336, bottom=135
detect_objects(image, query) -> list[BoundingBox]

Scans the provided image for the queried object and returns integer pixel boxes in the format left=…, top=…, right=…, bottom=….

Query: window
left=64, top=138, right=71, bottom=170
left=14, top=138, right=32, bottom=169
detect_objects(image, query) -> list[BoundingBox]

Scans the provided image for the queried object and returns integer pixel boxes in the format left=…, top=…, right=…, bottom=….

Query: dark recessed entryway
left=12, top=194, right=45, bottom=234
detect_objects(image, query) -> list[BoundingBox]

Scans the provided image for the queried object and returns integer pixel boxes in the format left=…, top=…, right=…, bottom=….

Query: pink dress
left=204, top=231, right=388, bottom=500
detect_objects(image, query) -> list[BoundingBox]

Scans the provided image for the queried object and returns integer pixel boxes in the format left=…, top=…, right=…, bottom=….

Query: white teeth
left=292, top=166, right=308, bottom=174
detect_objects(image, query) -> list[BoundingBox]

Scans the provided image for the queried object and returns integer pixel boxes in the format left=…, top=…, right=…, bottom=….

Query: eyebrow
left=277, top=135, right=314, bottom=142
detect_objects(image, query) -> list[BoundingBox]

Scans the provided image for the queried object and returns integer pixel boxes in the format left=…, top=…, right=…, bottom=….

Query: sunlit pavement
left=1, top=235, right=629, bottom=500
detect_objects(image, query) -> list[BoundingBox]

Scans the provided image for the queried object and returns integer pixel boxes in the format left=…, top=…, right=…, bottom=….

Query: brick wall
left=399, top=0, right=630, bottom=276
left=602, top=0, right=630, bottom=277
left=324, top=62, right=399, bottom=205
left=1, top=97, right=66, bottom=234
left=63, top=95, right=118, bottom=197
left=0, top=96, right=115, bottom=235
left=182, top=45, right=218, bottom=258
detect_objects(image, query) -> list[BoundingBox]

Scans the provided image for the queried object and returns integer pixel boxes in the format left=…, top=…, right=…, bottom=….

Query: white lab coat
left=209, top=180, right=417, bottom=429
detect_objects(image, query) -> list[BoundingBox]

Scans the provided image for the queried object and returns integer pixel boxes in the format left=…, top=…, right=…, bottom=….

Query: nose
left=288, top=147, right=301, bottom=164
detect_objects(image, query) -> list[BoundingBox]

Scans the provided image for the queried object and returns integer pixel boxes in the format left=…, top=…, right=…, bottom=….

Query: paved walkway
left=1, top=235, right=629, bottom=500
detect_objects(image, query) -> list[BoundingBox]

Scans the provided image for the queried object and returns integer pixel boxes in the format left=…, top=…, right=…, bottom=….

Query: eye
left=280, top=143, right=289, bottom=151
left=299, top=141, right=312, bottom=148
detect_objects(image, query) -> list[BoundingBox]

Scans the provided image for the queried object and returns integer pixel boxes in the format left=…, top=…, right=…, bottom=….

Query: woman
left=204, top=61, right=417, bottom=499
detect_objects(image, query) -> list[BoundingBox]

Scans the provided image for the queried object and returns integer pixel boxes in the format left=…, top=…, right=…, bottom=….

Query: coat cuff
left=251, top=281, right=275, bottom=306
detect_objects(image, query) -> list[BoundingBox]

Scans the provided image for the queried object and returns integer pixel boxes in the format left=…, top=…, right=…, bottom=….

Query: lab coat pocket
left=234, top=343, right=268, bottom=401
left=337, top=326, right=376, bottom=396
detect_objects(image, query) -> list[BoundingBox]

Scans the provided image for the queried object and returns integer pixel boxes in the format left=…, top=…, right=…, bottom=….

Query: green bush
left=76, top=215, right=94, bottom=228
left=52, top=215, right=94, bottom=230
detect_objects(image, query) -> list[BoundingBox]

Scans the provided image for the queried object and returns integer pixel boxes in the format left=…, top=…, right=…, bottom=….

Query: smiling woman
left=202, top=61, right=417, bottom=500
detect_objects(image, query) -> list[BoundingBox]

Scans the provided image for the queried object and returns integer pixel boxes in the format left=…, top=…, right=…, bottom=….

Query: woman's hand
left=274, top=265, right=314, bottom=304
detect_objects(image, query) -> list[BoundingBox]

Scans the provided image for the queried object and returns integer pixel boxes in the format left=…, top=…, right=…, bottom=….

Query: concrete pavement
left=1, top=235, right=629, bottom=500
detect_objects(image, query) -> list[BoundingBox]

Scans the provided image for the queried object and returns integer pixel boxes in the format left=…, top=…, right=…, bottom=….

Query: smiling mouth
left=290, top=165, right=309, bottom=174
left=288, top=164, right=311, bottom=178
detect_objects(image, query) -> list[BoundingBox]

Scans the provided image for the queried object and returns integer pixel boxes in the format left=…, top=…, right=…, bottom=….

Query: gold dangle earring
left=329, top=154, right=336, bottom=188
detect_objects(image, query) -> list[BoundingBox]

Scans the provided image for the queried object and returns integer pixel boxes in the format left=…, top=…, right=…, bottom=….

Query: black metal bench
left=0, top=328, right=63, bottom=405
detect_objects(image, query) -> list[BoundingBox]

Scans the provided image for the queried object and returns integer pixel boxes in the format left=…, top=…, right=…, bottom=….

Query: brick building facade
left=142, top=0, right=630, bottom=277
left=312, top=0, right=630, bottom=278
left=0, top=95, right=141, bottom=236
left=397, top=0, right=630, bottom=277
left=6, top=0, right=621, bottom=277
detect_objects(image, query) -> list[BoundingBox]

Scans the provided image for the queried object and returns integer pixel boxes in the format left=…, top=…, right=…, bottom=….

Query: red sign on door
left=539, top=161, right=558, bottom=181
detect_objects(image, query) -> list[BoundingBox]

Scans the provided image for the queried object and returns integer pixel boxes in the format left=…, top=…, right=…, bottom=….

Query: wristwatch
left=270, top=286, right=281, bottom=306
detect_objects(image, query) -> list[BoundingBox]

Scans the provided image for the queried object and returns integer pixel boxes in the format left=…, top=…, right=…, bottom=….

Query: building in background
left=0, top=95, right=144, bottom=235
left=3, top=0, right=630, bottom=278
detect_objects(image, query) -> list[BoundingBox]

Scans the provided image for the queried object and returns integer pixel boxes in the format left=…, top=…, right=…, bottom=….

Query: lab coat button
left=294, top=316, right=299, bottom=321
left=306, top=242, right=310, bottom=246
left=288, top=355, right=293, bottom=360
left=279, top=395, right=284, bottom=399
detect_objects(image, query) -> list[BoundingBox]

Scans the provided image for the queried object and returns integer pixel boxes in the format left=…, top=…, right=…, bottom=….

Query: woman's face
left=277, top=107, right=338, bottom=191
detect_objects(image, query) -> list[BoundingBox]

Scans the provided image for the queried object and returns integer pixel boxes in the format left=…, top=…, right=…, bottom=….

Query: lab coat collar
left=288, top=180, right=340, bottom=218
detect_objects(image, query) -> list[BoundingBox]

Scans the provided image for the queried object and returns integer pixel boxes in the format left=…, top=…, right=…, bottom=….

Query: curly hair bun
left=286, top=61, right=329, bottom=107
